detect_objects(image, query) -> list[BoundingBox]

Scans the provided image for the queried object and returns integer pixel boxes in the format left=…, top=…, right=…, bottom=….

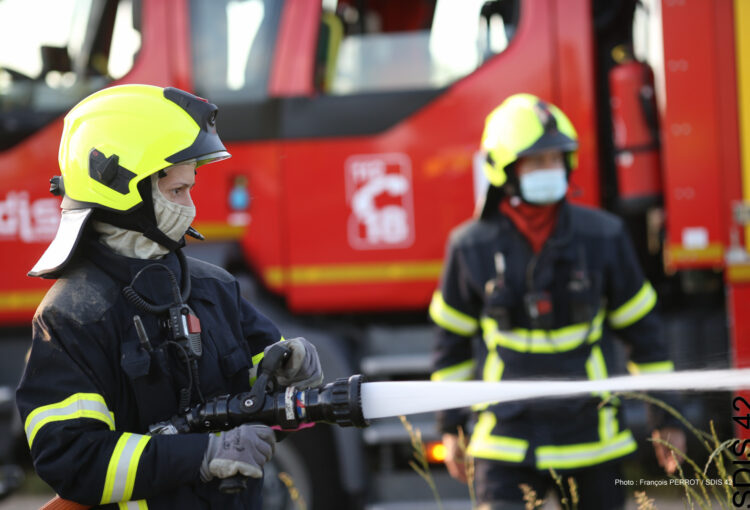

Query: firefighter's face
left=158, top=162, right=197, bottom=207
left=516, top=150, right=565, bottom=176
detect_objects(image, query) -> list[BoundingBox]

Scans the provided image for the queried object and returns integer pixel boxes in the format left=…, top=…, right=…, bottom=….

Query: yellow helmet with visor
left=30, top=84, right=230, bottom=277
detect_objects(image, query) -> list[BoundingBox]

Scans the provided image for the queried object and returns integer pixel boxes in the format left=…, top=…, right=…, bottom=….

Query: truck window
left=0, top=0, right=142, bottom=150
left=189, top=0, right=284, bottom=104
left=317, top=0, right=519, bottom=94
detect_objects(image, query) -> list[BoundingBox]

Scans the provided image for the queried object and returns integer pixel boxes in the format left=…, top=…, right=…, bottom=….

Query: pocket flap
left=220, top=346, right=249, bottom=377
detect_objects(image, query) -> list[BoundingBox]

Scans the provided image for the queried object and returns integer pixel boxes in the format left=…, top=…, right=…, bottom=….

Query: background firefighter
left=430, top=93, right=685, bottom=509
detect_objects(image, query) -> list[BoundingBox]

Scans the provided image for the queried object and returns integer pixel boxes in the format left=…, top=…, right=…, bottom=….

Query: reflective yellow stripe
left=265, top=260, right=443, bottom=287
left=431, top=360, right=475, bottom=381
left=320, top=12, right=344, bottom=90
left=608, top=281, right=657, bottom=329
left=585, top=345, right=619, bottom=440
left=482, top=350, right=505, bottom=382
left=735, top=0, right=750, bottom=250
left=0, top=290, right=47, bottom=312
left=480, top=309, right=605, bottom=353
left=665, top=243, right=724, bottom=268
left=585, top=345, right=609, bottom=396
left=481, top=329, right=504, bottom=382
left=627, top=360, right=675, bottom=375
left=429, top=291, right=479, bottom=336
left=249, top=337, right=283, bottom=386
left=468, top=412, right=528, bottom=462
left=25, top=393, right=115, bottom=447
left=101, top=433, right=151, bottom=504
left=471, top=349, right=505, bottom=411
left=535, top=430, right=636, bottom=469
left=599, top=406, right=617, bottom=441
left=118, top=501, right=148, bottom=510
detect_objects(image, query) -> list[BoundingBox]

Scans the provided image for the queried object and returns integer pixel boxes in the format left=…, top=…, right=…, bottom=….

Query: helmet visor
left=517, top=130, right=578, bottom=159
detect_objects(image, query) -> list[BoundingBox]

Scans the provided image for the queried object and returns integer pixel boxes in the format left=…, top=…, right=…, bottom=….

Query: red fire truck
left=0, top=0, right=747, bottom=507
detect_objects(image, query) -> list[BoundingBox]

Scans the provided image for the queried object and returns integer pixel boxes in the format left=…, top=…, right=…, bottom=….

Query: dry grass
left=458, top=426, right=477, bottom=508
left=278, top=471, right=307, bottom=510
left=400, top=415, right=444, bottom=510
left=634, top=490, right=657, bottom=510
left=401, top=392, right=747, bottom=509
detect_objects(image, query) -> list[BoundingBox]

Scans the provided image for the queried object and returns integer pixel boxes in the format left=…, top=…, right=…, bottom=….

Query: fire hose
left=40, top=342, right=368, bottom=509
left=38, top=344, right=750, bottom=509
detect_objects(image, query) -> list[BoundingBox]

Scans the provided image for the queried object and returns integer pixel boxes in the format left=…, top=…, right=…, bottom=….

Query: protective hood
left=93, top=174, right=196, bottom=259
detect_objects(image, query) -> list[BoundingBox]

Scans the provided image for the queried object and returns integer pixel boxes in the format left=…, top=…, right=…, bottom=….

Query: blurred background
left=0, top=0, right=747, bottom=508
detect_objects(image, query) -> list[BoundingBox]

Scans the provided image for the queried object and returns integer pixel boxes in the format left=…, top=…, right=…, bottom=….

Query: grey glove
left=270, top=337, right=324, bottom=388
left=199, top=424, right=276, bottom=482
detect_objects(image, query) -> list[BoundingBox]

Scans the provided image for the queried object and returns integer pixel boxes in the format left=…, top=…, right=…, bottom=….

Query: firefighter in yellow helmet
left=430, top=93, right=684, bottom=509
left=17, top=84, right=323, bottom=509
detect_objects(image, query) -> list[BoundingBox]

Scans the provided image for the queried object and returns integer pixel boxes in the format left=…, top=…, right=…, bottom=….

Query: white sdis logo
left=0, top=191, right=60, bottom=243
left=345, top=153, right=415, bottom=250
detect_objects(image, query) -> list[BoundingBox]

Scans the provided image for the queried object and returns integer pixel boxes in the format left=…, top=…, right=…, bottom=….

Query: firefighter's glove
left=199, top=424, right=276, bottom=482
left=270, top=337, right=324, bottom=389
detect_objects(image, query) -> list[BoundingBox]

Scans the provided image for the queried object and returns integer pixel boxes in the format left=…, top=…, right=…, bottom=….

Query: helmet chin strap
left=142, top=223, right=184, bottom=252
left=92, top=176, right=185, bottom=253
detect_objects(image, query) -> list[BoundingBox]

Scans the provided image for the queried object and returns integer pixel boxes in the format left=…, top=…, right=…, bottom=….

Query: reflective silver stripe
left=601, top=407, right=616, bottom=440
left=609, top=281, right=657, bottom=329
left=588, top=352, right=606, bottom=380
left=25, top=393, right=114, bottom=447
left=102, top=433, right=151, bottom=504
left=469, top=437, right=528, bottom=460
left=429, top=291, right=478, bottom=336
left=585, top=346, right=609, bottom=395
left=481, top=310, right=605, bottom=353
left=468, top=412, right=528, bottom=462
left=482, top=351, right=504, bottom=382
left=585, top=346, right=617, bottom=440
left=118, top=501, right=148, bottom=510
left=536, top=431, right=637, bottom=469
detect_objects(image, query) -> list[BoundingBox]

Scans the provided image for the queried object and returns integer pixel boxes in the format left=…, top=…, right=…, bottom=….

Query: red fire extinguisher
left=609, top=58, right=663, bottom=211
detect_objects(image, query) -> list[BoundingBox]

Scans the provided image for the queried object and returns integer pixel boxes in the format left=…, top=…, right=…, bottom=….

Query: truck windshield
left=189, top=0, right=283, bottom=104
left=319, top=0, right=518, bottom=95
left=0, top=0, right=141, bottom=150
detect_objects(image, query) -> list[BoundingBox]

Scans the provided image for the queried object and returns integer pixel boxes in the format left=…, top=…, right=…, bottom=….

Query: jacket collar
left=83, top=237, right=206, bottom=308
left=84, top=236, right=182, bottom=284
left=496, top=200, right=577, bottom=261
left=545, top=201, right=577, bottom=259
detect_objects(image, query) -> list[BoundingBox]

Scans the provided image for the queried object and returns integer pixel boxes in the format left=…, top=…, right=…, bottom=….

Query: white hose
left=360, top=368, right=750, bottom=420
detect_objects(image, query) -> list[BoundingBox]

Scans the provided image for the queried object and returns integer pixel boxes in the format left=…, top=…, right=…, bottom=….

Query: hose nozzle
left=150, top=374, right=369, bottom=434
left=302, top=374, right=368, bottom=428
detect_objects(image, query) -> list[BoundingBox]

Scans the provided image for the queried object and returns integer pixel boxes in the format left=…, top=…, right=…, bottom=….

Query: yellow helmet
left=56, top=84, right=229, bottom=211
left=30, top=84, right=230, bottom=278
left=481, top=93, right=578, bottom=187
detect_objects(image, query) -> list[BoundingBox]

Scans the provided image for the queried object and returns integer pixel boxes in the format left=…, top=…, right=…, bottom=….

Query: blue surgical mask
left=518, top=168, right=568, bottom=204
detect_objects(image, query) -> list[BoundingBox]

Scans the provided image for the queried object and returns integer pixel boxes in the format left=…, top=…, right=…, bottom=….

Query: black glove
left=199, top=424, right=276, bottom=482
